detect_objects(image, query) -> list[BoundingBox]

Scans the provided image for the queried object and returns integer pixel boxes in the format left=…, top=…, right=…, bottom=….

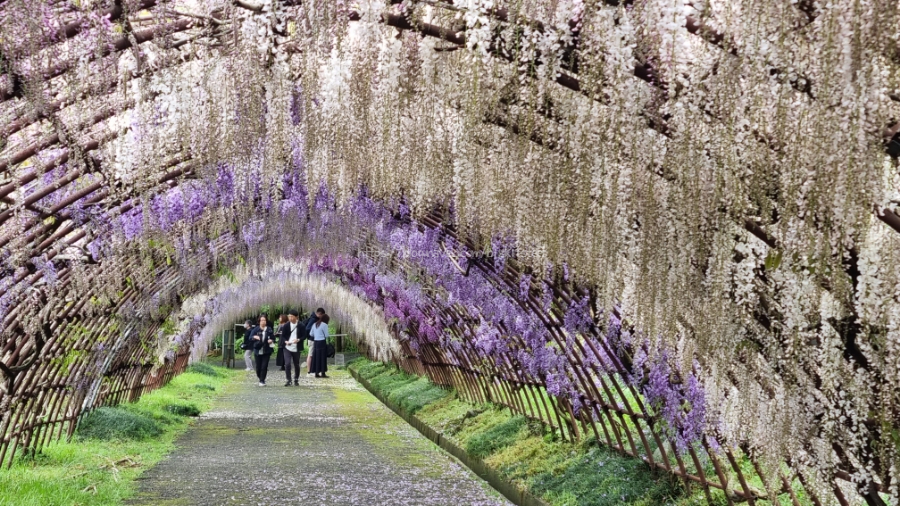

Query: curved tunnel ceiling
left=1, top=0, right=900, bottom=504
left=181, top=260, right=402, bottom=363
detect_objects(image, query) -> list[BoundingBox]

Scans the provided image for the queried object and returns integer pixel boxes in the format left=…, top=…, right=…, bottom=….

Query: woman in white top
left=309, top=314, right=330, bottom=378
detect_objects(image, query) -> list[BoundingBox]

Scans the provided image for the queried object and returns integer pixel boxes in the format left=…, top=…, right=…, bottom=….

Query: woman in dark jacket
left=250, top=315, right=276, bottom=386
left=275, top=314, right=288, bottom=371
left=309, top=314, right=330, bottom=378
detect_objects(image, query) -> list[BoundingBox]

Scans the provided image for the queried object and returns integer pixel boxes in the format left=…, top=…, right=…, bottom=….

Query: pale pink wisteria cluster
left=181, top=261, right=401, bottom=363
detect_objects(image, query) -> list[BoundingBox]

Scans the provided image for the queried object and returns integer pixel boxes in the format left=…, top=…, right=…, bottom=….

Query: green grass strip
left=0, top=363, right=240, bottom=506
left=349, top=358, right=729, bottom=506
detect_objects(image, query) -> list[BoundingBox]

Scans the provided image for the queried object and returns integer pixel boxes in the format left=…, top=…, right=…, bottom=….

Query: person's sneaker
left=259, top=382, right=266, bottom=386
left=293, top=379, right=299, bottom=386
left=284, top=381, right=292, bottom=387
left=246, top=368, right=253, bottom=372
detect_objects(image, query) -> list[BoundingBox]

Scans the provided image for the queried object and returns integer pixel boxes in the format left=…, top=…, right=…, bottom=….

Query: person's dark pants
left=255, top=353, right=271, bottom=383
left=283, top=349, right=301, bottom=381
left=310, top=340, right=328, bottom=375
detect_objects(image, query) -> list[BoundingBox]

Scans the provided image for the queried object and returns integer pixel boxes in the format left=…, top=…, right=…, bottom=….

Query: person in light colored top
left=303, top=308, right=324, bottom=375
left=279, top=310, right=303, bottom=386
left=309, top=314, right=330, bottom=378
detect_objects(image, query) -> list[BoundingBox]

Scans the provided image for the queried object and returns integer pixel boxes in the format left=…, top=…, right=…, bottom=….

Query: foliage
left=355, top=360, right=391, bottom=380
left=352, top=359, right=692, bottom=505
left=164, top=403, right=201, bottom=417
left=385, top=377, right=449, bottom=414
left=350, top=361, right=447, bottom=413
left=466, top=416, right=528, bottom=458
left=187, top=363, right=221, bottom=378
left=530, top=446, right=682, bottom=506
left=0, top=364, right=238, bottom=506
left=76, top=407, right=163, bottom=441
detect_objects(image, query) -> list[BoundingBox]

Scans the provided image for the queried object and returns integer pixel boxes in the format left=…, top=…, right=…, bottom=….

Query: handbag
left=326, top=343, right=336, bottom=358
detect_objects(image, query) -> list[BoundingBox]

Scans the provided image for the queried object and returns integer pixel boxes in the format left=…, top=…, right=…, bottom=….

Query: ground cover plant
left=352, top=358, right=824, bottom=505
left=0, top=363, right=239, bottom=506
left=351, top=358, right=708, bottom=506
left=355, top=359, right=450, bottom=414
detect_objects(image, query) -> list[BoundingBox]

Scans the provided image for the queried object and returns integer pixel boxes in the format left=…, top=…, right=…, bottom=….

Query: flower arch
left=1, top=0, right=899, bottom=504
left=181, top=261, right=402, bottom=363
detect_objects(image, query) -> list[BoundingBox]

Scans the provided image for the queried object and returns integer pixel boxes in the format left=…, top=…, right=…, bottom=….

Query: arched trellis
left=181, top=260, right=403, bottom=363
left=1, top=1, right=899, bottom=505
left=0, top=173, right=894, bottom=505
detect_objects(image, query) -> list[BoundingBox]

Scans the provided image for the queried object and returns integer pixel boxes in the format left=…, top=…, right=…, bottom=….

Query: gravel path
left=128, top=364, right=511, bottom=506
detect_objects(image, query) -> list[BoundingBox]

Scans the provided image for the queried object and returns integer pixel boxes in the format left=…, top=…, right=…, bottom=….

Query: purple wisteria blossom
left=80, top=166, right=713, bottom=457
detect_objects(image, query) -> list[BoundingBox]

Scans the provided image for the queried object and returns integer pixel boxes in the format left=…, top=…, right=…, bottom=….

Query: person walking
left=239, top=319, right=254, bottom=371
left=309, top=313, right=330, bottom=378
left=275, top=314, right=288, bottom=371
left=249, top=315, right=275, bottom=386
left=303, top=308, right=324, bottom=375
left=280, top=310, right=304, bottom=386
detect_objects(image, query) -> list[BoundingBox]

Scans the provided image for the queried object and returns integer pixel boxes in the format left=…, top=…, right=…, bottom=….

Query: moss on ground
left=0, top=363, right=240, bottom=506
left=350, top=358, right=717, bottom=506
left=130, top=368, right=508, bottom=505
left=332, top=387, right=445, bottom=473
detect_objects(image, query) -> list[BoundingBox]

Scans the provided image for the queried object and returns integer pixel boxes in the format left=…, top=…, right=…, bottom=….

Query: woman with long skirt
left=309, top=314, right=329, bottom=378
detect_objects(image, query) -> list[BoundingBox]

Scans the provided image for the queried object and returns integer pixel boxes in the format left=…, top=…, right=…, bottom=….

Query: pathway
left=128, top=364, right=511, bottom=506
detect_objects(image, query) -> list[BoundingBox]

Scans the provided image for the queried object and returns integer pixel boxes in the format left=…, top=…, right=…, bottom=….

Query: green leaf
left=764, top=250, right=782, bottom=271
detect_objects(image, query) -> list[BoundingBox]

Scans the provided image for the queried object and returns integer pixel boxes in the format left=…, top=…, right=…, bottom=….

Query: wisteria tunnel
left=0, top=0, right=899, bottom=504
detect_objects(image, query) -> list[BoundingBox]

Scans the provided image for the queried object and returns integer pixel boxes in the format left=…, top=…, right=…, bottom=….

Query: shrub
left=194, top=384, right=216, bottom=392
left=466, top=416, right=528, bottom=458
left=164, top=403, right=201, bottom=417
left=76, top=407, right=163, bottom=441
left=187, top=363, right=220, bottom=377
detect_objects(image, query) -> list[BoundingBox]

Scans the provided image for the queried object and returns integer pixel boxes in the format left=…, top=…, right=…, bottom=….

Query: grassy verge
left=350, top=358, right=719, bottom=506
left=0, top=362, right=240, bottom=506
